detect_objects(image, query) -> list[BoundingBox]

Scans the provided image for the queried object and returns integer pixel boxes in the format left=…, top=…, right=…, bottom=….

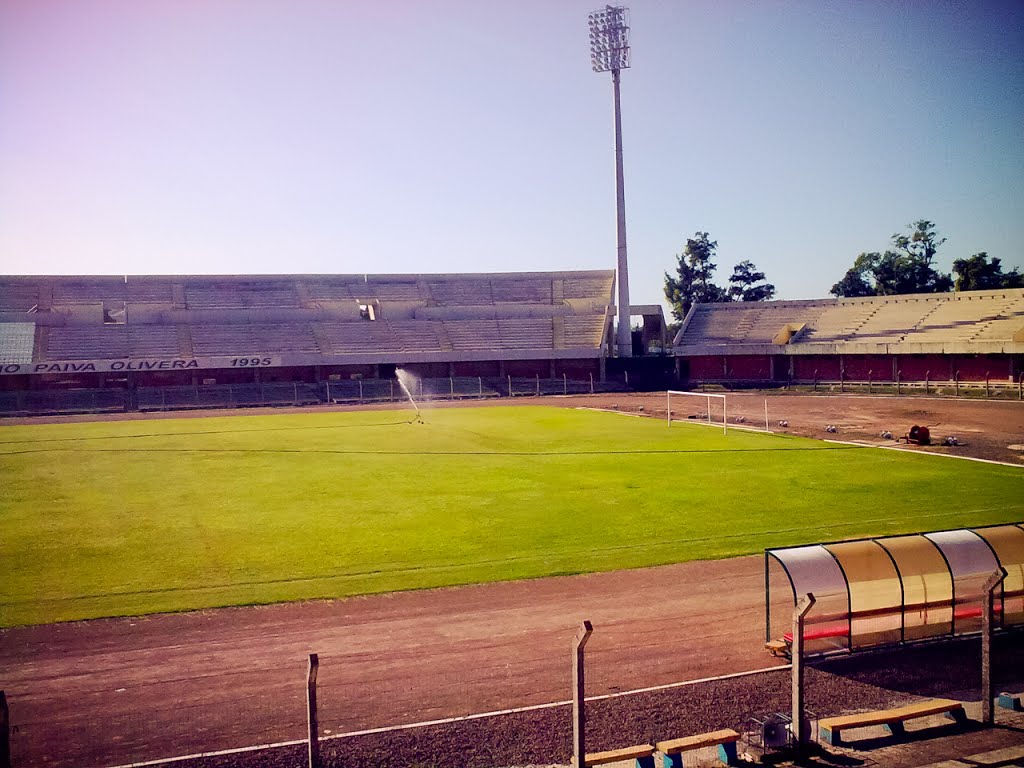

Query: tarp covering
left=766, top=523, right=1023, bottom=652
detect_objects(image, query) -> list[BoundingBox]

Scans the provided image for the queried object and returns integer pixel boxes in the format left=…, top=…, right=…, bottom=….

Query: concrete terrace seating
left=124, top=281, right=175, bottom=304
left=562, top=275, right=614, bottom=301
left=128, top=325, right=181, bottom=357
left=499, top=318, right=553, bottom=348
left=493, top=277, right=553, bottom=304
left=46, top=326, right=130, bottom=360
left=388, top=321, right=443, bottom=352
left=50, top=278, right=127, bottom=305
left=800, top=303, right=877, bottom=342
left=678, top=306, right=745, bottom=345
left=317, top=321, right=403, bottom=354
left=428, top=279, right=494, bottom=306
left=185, top=282, right=299, bottom=309
left=970, top=296, right=1024, bottom=341
left=251, top=323, right=320, bottom=354
left=0, top=282, right=41, bottom=312
left=905, top=295, right=1013, bottom=343
left=844, top=300, right=931, bottom=342
left=563, top=316, right=605, bottom=348
left=444, top=319, right=500, bottom=351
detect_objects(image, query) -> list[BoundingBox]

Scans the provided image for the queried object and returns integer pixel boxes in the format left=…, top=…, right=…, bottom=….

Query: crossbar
left=666, top=390, right=727, bottom=435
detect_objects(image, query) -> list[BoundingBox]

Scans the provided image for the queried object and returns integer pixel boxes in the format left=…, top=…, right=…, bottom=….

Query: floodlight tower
left=588, top=5, right=632, bottom=358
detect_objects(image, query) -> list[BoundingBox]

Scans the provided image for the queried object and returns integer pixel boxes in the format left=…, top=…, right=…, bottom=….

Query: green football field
left=1, top=404, right=1021, bottom=627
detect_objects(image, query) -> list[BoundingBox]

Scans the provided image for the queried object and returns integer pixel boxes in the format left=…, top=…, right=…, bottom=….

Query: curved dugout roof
left=766, top=524, right=1024, bottom=653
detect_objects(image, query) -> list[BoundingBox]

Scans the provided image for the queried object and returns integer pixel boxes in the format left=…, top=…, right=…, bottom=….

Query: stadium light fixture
left=588, top=5, right=632, bottom=358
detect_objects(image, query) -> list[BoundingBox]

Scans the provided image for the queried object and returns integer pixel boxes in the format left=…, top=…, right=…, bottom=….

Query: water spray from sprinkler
left=395, top=368, right=423, bottom=423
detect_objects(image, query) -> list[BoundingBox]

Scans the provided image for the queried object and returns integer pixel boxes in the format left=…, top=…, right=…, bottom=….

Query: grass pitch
left=1, top=404, right=1021, bottom=627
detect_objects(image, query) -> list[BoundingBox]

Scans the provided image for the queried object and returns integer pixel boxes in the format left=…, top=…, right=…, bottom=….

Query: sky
left=1, top=0, right=1023, bottom=309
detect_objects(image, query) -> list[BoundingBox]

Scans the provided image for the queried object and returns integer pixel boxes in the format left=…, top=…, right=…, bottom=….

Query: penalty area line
left=100, top=664, right=790, bottom=768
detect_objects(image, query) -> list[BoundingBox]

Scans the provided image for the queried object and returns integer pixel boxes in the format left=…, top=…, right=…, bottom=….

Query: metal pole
left=764, top=399, right=769, bottom=432
left=982, top=568, right=1007, bottom=725
left=612, top=68, right=631, bottom=359
left=450, top=377, right=454, bottom=400
left=666, top=390, right=671, bottom=427
left=563, top=372, right=567, bottom=395
left=1, top=690, right=10, bottom=768
left=326, top=380, right=331, bottom=404
left=479, top=376, right=482, bottom=398
left=590, top=373, right=594, bottom=394
left=572, top=620, right=594, bottom=768
left=508, top=374, right=512, bottom=397
left=792, top=594, right=816, bottom=748
left=307, top=653, right=320, bottom=768
left=723, top=396, right=727, bottom=435
left=536, top=374, right=540, bottom=397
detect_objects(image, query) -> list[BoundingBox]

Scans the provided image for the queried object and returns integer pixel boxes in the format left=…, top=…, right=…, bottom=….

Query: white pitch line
left=822, top=438, right=1024, bottom=468
left=99, top=664, right=790, bottom=768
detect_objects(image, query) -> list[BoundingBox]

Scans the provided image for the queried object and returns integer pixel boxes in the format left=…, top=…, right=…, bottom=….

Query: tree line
left=663, top=220, right=1021, bottom=323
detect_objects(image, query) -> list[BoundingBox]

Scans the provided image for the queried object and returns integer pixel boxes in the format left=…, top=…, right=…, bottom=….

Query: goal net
left=666, top=390, right=728, bottom=434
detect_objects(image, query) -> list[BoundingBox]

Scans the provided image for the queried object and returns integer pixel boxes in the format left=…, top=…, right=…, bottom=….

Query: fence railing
left=0, top=376, right=629, bottom=417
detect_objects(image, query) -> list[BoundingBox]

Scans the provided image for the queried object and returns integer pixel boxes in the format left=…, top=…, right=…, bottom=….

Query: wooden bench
left=585, top=744, right=655, bottom=768
left=818, top=699, right=966, bottom=746
left=656, top=729, right=741, bottom=767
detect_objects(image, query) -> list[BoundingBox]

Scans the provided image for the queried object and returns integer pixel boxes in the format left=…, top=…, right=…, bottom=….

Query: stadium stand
left=0, top=272, right=617, bottom=414
left=674, top=288, right=1024, bottom=386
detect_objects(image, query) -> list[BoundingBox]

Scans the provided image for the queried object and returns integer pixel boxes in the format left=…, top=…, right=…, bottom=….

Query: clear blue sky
left=2, top=0, right=1022, bottom=308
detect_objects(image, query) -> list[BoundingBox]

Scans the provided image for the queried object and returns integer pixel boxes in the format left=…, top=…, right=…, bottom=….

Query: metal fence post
left=572, top=621, right=593, bottom=768
left=589, top=373, right=594, bottom=394
left=508, top=375, right=512, bottom=397
left=896, top=370, right=901, bottom=396
left=792, top=594, right=815, bottom=748
left=982, top=568, right=1007, bottom=725
left=867, top=370, right=872, bottom=395
left=925, top=371, right=930, bottom=395
left=985, top=372, right=990, bottom=399
left=478, top=376, right=482, bottom=398
left=358, top=379, right=363, bottom=404
left=955, top=371, right=959, bottom=398
left=326, top=380, right=332, bottom=404
left=1, top=690, right=9, bottom=768
left=307, top=653, right=320, bottom=768
left=536, top=374, right=540, bottom=397
left=450, top=377, right=454, bottom=400
left=563, top=372, right=567, bottom=395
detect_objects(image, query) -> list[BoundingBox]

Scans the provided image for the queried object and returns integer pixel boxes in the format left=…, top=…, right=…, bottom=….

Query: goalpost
left=666, top=390, right=728, bottom=435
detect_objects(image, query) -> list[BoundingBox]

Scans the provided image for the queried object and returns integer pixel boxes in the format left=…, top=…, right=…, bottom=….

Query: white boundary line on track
left=822, top=438, right=1024, bottom=468
left=101, top=664, right=790, bottom=768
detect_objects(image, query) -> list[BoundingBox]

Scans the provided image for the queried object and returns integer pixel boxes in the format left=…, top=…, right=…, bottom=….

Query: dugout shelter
left=765, top=523, right=1024, bottom=655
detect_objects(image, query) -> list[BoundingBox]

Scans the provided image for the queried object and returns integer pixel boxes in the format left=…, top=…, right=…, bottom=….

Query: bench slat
left=656, top=728, right=740, bottom=754
left=585, top=744, right=655, bottom=765
left=819, top=698, right=962, bottom=731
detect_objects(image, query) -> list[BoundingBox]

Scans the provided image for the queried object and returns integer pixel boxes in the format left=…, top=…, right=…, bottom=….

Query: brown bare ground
left=1, top=392, right=1022, bottom=767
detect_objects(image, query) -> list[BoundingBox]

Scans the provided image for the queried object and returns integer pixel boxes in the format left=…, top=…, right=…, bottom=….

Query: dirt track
left=1, top=392, right=1022, bottom=767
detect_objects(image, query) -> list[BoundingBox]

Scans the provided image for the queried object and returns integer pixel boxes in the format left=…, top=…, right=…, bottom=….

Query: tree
left=830, top=220, right=953, bottom=297
left=952, top=253, right=1024, bottom=290
left=664, top=232, right=728, bottom=321
left=664, top=232, right=775, bottom=320
left=728, top=260, right=776, bottom=302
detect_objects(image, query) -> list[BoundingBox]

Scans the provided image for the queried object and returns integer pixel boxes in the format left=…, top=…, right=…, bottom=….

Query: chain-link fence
left=0, top=376, right=630, bottom=417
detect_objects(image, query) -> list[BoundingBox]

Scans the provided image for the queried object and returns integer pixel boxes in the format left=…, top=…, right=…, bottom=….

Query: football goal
left=666, top=390, right=728, bottom=434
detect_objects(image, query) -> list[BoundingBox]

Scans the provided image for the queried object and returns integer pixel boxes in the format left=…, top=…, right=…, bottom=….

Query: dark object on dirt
left=907, top=425, right=931, bottom=445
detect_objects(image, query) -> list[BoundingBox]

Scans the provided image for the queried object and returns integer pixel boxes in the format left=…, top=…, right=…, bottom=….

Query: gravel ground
left=175, top=634, right=1023, bottom=768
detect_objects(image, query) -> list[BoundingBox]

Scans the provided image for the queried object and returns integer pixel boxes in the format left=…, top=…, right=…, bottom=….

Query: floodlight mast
left=588, top=5, right=632, bottom=358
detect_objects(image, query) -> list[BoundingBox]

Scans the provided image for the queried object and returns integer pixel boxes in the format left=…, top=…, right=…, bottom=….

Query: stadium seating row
left=676, top=290, right=1024, bottom=348
left=0, top=272, right=614, bottom=312
left=30, top=316, right=606, bottom=361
